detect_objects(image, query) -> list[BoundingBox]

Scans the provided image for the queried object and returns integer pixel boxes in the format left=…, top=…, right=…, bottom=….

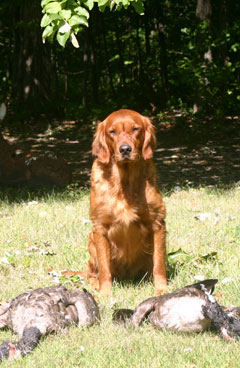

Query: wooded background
left=0, top=0, right=240, bottom=122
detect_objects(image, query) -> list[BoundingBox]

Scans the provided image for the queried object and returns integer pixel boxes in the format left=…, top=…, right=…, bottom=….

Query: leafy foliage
left=41, top=0, right=144, bottom=47
left=1, top=0, right=240, bottom=119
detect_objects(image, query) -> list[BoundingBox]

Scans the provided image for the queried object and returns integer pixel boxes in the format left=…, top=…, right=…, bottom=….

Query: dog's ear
left=92, top=121, right=111, bottom=164
left=142, top=117, right=156, bottom=160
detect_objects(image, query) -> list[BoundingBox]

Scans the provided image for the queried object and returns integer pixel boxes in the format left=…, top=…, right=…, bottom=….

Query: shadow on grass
left=0, top=184, right=90, bottom=204
left=111, top=266, right=180, bottom=290
left=1, top=114, right=240, bottom=201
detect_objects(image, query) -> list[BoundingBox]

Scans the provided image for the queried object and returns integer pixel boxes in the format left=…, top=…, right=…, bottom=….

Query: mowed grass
left=0, top=184, right=240, bottom=367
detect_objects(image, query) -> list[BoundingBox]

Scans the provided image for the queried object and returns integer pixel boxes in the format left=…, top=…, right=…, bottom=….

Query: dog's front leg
left=153, top=221, right=168, bottom=295
left=93, top=228, right=112, bottom=296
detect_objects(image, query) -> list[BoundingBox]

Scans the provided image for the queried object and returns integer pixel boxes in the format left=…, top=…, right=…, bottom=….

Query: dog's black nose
left=119, top=144, right=132, bottom=156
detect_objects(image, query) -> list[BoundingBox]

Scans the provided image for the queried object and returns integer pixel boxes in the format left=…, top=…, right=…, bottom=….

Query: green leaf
left=98, top=0, right=109, bottom=11
left=59, top=9, right=72, bottom=20
left=69, top=15, right=89, bottom=27
left=124, top=60, right=134, bottom=65
left=49, top=13, right=62, bottom=20
left=84, top=0, right=94, bottom=10
left=200, top=252, right=217, bottom=261
left=75, top=6, right=89, bottom=18
left=122, top=0, right=130, bottom=8
left=71, top=33, right=79, bottom=48
left=235, top=225, right=240, bottom=236
left=168, top=248, right=189, bottom=258
left=59, top=22, right=71, bottom=33
left=181, top=27, right=189, bottom=34
left=57, top=29, right=71, bottom=47
left=98, top=0, right=109, bottom=5
left=42, top=25, right=54, bottom=41
left=188, top=41, right=194, bottom=50
left=132, top=0, right=144, bottom=15
left=47, top=27, right=58, bottom=43
left=23, top=257, right=31, bottom=267
left=41, top=13, right=51, bottom=27
left=45, top=1, right=62, bottom=13
left=167, top=248, right=191, bottom=264
left=41, top=0, right=54, bottom=7
left=109, top=54, right=120, bottom=62
left=231, top=43, right=240, bottom=52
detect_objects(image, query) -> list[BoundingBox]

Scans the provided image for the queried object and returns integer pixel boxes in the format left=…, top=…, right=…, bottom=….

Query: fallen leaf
left=39, top=249, right=55, bottom=256
left=215, top=292, right=223, bottom=299
left=194, top=213, right=211, bottom=221
left=39, top=211, right=50, bottom=218
left=183, top=347, right=193, bottom=352
left=27, top=201, right=38, bottom=206
left=194, top=275, right=205, bottom=281
left=222, top=277, right=233, bottom=284
left=0, top=257, right=10, bottom=265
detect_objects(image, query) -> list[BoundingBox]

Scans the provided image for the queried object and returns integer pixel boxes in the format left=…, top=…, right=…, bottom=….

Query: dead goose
left=0, top=286, right=100, bottom=361
left=113, top=279, right=240, bottom=340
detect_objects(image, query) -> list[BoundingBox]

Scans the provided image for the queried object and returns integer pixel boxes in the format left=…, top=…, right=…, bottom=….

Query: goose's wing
left=8, top=286, right=78, bottom=337
left=0, top=287, right=100, bottom=362
left=67, top=288, right=100, bottom=326
left=0, top=301, right=10, bottom=329
left=112, top=280, right=218, bottom=330
left=131, top=283, right=216, bottom=331
left=131, top=297, right=161, bottom=326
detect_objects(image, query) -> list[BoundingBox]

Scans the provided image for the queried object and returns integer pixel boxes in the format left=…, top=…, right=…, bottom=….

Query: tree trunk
left=144, top=4, right=150, bottom=55
left=89, top=7, right=99, bottom=105
left=135, top=15, right=143, bottom=80
left=155, top=0, right=169, bottom=107
left=194, top=0, right=212, bottom=113
left=82, top=34, right=89, bottom=107
left=101, top=15, right=115, bottom=97
left=11, top=0, right=51, bottom=115
left=115, top=24, right=126, bottom=87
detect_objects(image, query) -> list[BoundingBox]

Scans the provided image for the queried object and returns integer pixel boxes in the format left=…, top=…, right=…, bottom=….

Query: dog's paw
left=155, top=284, right=168, bottom=296
left=99, top=281, right=112, bottom=297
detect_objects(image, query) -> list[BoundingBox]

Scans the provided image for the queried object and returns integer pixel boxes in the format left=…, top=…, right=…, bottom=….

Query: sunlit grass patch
left=0, top=184, right=240, bottom=367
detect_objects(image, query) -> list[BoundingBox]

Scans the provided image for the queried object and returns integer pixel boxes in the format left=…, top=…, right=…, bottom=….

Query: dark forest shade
left=0, top=0, right=240, bottom=118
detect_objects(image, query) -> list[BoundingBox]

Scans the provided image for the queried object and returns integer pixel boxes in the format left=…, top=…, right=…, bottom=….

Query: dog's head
left=92, top=109, right=156, bottom=164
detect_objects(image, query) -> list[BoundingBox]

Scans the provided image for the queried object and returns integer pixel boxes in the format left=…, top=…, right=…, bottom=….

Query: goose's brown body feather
left=113, top=279, right=240, bottom=340
left=0, top=286, right=99, bottom=361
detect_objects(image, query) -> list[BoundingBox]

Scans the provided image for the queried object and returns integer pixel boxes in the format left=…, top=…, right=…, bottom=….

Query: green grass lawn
left=0, top=184, right=240, bottom=367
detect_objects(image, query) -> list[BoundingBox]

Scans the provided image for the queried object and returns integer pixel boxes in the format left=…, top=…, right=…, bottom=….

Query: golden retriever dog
left=86, top=109, right=167, bottom=296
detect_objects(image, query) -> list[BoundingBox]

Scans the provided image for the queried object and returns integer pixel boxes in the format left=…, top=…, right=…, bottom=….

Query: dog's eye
left=133, top=127, right=139, bottom=132
left=109, top=129, right=116, bottom=135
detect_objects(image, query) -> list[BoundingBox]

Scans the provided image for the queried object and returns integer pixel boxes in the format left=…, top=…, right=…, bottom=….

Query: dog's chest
left=99, top=184, right=150, bottom=225
left=107, top=207, right=152, bottom=268
left=112, top=196, right=141, bottom=225
left=98, top=191, right=152, bottom=251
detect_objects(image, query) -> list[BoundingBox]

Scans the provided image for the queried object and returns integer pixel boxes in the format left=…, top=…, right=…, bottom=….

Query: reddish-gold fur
left=86, top=109, right=167, bottom=296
